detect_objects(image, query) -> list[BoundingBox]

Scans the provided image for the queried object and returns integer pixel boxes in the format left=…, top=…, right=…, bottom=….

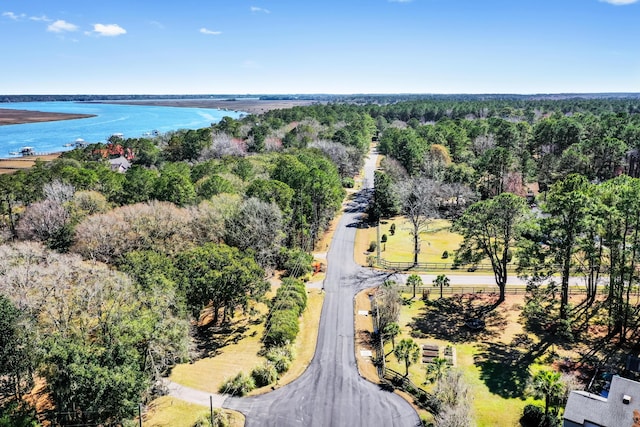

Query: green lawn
left=169, top=289, right=324, bottom=394
left=144, top=396, right=244, bottom=427
left=355, top=217, right=464, bottom=267
left=385, top=292, right=547, bottom=427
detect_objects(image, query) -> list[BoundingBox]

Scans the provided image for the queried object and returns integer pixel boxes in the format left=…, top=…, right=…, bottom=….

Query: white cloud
left=29, top=15, right=51, bottom=22
left=47, top=20, right=78, bottom=33
left=200, top=27, right=222, bottom=35
left=92, top=23, right=127, bottom=36
left=250, top=6, right=271, bottom=13
left=600, top=0, right=639, bottom=4
left=2, top=11, right=26, bottom=20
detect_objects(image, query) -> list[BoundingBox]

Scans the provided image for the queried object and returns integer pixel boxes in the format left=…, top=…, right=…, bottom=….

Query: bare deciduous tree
left=434, top=370, right=473, bottom=427
left=43, top=179, right=75, bottom=205
left=73, top=200, right=193, bottom=263
left=396, top=178, right=454, bottom=266
left=225, top=197, right=284, bottom=270
left=199, top=132, right=247, bottom=160
left=375, top=284, right=402, bottom=334
left=309, top=140, right=363, bottom=178
left=16, top=198, right=70, bottom=243
left=472, top=133, right=495, bottom=157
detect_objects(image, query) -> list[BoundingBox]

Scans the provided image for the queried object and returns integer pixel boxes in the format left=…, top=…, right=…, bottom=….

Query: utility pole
left=138, top=403, right=143, bottom=427
left=376, top=221, right=381, bottom=265
left=210, top=396, right=214, bottom=426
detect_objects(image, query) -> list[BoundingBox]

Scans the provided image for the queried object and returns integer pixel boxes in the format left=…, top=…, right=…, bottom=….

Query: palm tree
left=383, top=322, right=400, bottom=349
left=530, top=370, right=565, bottom=416
left=394, top=338, right=420, bottom=376
left=406, top=274, right=423, bottom=299
left=433, top=274, right=450, bottom=299
left=425, top=357, right=449, bottom=384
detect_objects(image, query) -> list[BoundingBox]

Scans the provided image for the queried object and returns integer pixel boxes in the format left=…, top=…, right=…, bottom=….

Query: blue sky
left=1, top=0, right=639, bottom=94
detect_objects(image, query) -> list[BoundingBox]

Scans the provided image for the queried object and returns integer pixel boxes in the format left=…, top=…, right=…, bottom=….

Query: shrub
left=279, top=247, right=314, bottom=278
left=389, top=223, right=396, bottom=235
left=368, top=241, right=377, bottom=252
left=519, top=404, right=544, bottom=427
left=341, top=177, right=354, bottom=188
left=264, top=309, right=300, bottom=347
left=381, top=234, right=388, bottom=243
left=251, top=363, right=278, bottom=387
left=219, top=372, right=255, bottom=396
left=192, top=409, right=230, bottom=427
left=441, top=250, right=449, bottom=259
left=265, top=345, right=295, bottom=373
left=272, top=278, right=307, bottom=315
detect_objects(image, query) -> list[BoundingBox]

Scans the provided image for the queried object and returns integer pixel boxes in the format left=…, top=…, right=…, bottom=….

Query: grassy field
left=0, top=153, right=61, bottom=174
left=381, top=292, right=551, bottom=427
left=168, top=289, right=324, bottom=394
left=354, top=217, right=464, bottom=267
left=143, top=396, right=244, bottom=427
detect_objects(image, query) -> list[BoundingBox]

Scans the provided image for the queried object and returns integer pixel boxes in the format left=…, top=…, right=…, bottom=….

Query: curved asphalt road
left=224, top=151, right=421, bottom=426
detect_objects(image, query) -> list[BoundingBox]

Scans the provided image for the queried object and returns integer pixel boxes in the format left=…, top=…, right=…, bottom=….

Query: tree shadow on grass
left=407, top=294, right=507, bottom=343
left=474, top=342, right=530, bottom=398
left=474, top=339, right=552, bottom=399
left=192, top=319, right=252, bottom=359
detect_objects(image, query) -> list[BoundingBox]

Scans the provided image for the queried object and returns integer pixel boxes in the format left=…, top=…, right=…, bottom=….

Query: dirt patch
left=0, top=108, right=94, bottom=126
left=354, top=288, right=380, bottom=382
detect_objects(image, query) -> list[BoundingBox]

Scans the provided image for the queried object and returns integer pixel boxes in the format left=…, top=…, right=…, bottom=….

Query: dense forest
left=3, top=96, right=640, bottom=425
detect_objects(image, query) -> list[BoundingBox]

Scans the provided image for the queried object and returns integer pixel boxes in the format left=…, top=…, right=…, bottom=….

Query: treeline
left=375, top=109, right=640, bottom=198
left=0, top=104, right=376, bottom=425
left=367, top=96, right=640, bottom=389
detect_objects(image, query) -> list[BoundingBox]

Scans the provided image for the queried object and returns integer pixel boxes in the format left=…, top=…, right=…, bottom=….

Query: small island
left=0, top=108, right=95, bottom=126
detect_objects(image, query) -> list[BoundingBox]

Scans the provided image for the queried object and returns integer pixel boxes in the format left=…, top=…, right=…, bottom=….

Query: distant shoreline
left=92, top=99, right=317, bottom=114
left=0, top=99, right=316, bottom=127
left=0, top=108, right=95, bottom=126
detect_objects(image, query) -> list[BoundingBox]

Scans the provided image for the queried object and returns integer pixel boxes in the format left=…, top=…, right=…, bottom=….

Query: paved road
left=224, top=151, right=421, bottom=426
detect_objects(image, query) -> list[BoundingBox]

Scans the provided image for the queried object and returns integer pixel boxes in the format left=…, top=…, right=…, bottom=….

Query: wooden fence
left=393, top=285, right=618, bottom=298
left=375, top=258, right=609, bottom=274
left=382, top=368, right=438, bottom=413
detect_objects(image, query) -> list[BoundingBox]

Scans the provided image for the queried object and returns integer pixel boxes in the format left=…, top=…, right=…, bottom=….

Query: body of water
left=0, top=101, right=243, bottom=156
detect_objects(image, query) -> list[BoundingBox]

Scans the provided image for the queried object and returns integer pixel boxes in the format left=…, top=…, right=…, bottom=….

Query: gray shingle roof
left=564, top=376, right=640, bottom=427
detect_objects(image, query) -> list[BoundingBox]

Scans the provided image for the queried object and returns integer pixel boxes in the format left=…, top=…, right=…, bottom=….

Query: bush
left=519, top=404, right=557, bottom=427
left=389, top=223, right=396, bottom=235
left=251, top=363, right=278, bottom=387
left=219, top=372, right=255, bottom=396
left=368, top=241, right=377, bottom=252
left=441, top=250, right=449, bottom=259
left=264, top=309, right=300, bottom=347
left=192, top=409, right=230, bottom=427
left=272, top=278, right=307, bottom=315
left=381, top=234, right=388, bottom=243
left=265, top=345, right=295, bottom=373
left=278, top=247, right=314, bottom=278
left=341, top=177, right=354, bottom=188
